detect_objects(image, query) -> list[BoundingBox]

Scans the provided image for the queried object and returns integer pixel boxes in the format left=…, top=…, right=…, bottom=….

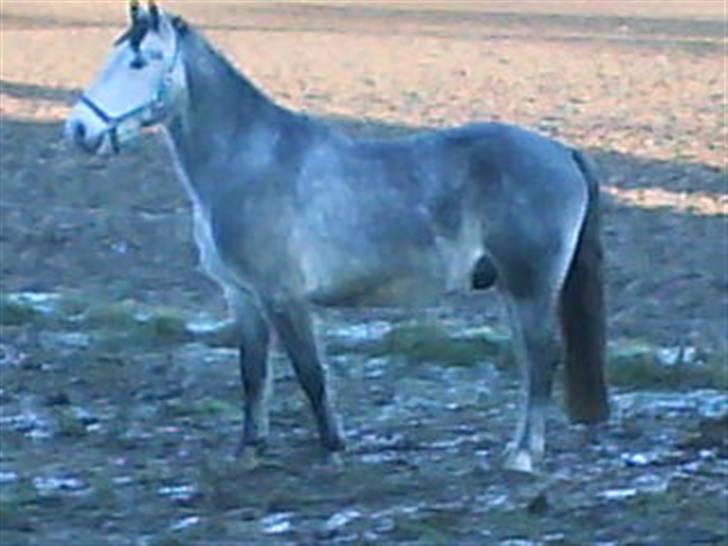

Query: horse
left=64, top=1, right=609, bottom=473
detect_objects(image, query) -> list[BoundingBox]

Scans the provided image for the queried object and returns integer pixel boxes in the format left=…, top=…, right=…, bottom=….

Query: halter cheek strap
left=80, top=84, right=167, bottom=153
left=79, top=95, right=126, bottom=153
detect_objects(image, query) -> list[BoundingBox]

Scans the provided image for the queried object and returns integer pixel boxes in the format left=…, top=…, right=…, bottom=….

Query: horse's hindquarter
left=461, top=124, right=590, bottom=289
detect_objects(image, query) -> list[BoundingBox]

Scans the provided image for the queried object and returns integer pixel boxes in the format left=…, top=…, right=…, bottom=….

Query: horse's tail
left=559, top=149, right=609, bottom=424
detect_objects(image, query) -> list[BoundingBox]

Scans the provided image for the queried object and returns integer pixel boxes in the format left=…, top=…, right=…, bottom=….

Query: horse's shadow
left=0, top=80, right=724, bottom=355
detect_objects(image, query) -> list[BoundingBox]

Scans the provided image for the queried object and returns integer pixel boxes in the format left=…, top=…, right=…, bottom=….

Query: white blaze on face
left=65, top=12, right=180, bottom=154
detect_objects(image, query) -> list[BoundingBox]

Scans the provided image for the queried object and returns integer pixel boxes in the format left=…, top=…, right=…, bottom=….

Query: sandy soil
left=1, top=1, right=725, bottom=350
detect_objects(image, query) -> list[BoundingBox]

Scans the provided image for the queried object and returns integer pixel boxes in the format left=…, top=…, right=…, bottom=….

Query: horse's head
left=65, top=1, right=187, bottom=155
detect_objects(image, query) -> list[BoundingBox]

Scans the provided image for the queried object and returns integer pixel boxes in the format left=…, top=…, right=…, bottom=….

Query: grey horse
left=65, top=2, right=609, bottom=472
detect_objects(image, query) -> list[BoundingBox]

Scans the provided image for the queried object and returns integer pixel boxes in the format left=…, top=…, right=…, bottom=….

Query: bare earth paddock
left=0, top=2, right=726, bottom=545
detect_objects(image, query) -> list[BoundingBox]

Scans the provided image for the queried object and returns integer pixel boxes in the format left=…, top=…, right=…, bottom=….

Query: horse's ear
left=171, top=15, right=188, bottom=36
left=130, top=0, right=140, bottom=23
left=148, top=0, right=160, bottom=31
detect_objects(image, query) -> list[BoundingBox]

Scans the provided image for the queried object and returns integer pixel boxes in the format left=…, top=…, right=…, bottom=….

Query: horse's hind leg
left=225, top=289, right=272, bottom=463
left=490, top=223, right=575, bottom=471
left=265, top=298, right=344, bottom=458
left=501, top=288, right=561, bottom=472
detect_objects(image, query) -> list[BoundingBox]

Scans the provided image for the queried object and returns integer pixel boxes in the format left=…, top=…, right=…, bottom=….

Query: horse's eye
left=130, top=56, right=147, bottom=70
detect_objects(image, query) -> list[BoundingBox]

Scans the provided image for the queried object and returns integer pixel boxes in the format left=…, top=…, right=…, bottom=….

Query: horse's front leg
left=265, top=297, right=345, bottom=459
left=225, top=289, right=272, bottom=464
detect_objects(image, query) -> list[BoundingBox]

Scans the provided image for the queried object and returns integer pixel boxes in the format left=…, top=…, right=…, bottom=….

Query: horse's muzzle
left=64, top=118, right=109, bottom=155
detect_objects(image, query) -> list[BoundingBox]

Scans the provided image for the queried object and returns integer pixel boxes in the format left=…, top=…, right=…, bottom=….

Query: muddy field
left=0, top=2, right=726, bottom=545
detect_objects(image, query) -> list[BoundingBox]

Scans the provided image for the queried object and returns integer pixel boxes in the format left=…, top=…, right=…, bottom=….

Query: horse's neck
left=164, top=33, right=288, bottom=204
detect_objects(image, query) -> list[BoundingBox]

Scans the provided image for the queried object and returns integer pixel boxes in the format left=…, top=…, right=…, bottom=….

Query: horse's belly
left=192, top=203, right=482, bottom=309
left=307, top=271, right=446, bottom=307
left=293, top=236, right=445, bottom=307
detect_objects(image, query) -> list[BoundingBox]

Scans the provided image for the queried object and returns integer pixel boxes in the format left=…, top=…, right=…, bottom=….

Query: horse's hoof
left=239, top=446, right=261, bottom=470
left=503, top=447, right=538, bottom=474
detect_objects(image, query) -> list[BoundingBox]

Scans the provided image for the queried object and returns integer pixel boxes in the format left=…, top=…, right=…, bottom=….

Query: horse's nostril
left=66, top=119, right=101, bottom=154
left=73, top=121, right=86, bottom=142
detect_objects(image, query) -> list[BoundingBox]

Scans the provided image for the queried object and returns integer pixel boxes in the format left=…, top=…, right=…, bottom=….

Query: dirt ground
left=0, top=2, right=726, bottom=545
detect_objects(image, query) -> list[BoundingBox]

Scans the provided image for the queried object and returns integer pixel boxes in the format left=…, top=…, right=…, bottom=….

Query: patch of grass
left=0, top=499, right=35, bottom=532
left=0, top=295, right=41, bottom=326
left=56, top=293, right=92, bottom=317
left=696, top=352, right=727, bottom=388
left=608, top=341, right=727, bottom=389
left=417, top=508, right=468, bottom=535
left=56, top=408, right=88, bottom=439
left=364, top=321, right=508, bottom=367
left=0, top=480, right=46, bottom=534
left=391, top=516, right=451, bottom=543
left=150, top=536, right=187, bottom=546
left=140, top=309, right=191, bottom=344
left=193, top=398, right=238, bottom=417
left=1, top=291, right=93, bottom=329
left=62, top=475, right=119, bottom=517
left=161, top=398, right=235, bottom=420
left=83, top=301, right=192, bottom=347
left=626, top=486, right=726, bottom=541
left=83, top=301, right=139, bottom=331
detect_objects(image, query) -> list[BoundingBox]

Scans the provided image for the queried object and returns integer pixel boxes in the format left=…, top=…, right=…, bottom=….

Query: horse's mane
left=179, top=16, right=273, bottom=111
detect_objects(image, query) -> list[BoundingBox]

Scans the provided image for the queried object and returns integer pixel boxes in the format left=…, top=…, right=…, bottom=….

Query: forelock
left=113, top=15, right=150, bottom=51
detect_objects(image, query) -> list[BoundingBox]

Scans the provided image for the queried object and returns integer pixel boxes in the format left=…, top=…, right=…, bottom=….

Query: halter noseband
left=80, top=26, right=180, bottom=153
